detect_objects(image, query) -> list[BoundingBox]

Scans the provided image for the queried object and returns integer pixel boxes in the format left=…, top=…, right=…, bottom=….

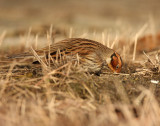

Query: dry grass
left=0, top=24, right=160, bottom=126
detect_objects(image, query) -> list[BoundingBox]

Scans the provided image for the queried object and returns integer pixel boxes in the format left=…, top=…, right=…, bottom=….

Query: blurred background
left=0, top=0, right=160, bottom=53
left=0, top=0, right=160, bottom=31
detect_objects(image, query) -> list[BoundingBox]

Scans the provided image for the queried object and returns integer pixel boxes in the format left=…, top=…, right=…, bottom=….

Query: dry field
left=0, top=0, right=160, bottom=126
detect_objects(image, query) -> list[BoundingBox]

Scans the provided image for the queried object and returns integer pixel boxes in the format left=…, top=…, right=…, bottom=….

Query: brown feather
left=8, top=38, right=122, bottom=74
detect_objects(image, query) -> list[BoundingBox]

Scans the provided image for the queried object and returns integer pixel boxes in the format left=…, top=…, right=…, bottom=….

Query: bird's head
left=106, top=52, right=122, bottom=73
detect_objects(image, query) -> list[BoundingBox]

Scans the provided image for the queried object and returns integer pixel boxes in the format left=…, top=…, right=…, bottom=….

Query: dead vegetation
left=0, top=23, right=160, bottom=126
left=1, top=0, right=160, bottom=125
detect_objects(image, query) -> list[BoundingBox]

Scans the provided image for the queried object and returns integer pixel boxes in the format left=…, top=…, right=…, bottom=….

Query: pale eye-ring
left=116, top=64, right=119, bottom=69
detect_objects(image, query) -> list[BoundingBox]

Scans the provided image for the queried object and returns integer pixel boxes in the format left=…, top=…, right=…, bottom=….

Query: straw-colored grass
left=0, top=24, right=160, bottom=126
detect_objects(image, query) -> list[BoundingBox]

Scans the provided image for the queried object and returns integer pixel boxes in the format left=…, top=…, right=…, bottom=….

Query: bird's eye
left=116, top=64, right=119, bottom=69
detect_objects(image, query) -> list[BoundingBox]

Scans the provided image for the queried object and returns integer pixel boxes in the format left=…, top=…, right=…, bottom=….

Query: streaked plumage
left=9, top=38, right=122, bottom=75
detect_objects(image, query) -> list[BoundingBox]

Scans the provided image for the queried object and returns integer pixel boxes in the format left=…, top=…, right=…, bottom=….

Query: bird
left=8, top=38, right=122, bottom=75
